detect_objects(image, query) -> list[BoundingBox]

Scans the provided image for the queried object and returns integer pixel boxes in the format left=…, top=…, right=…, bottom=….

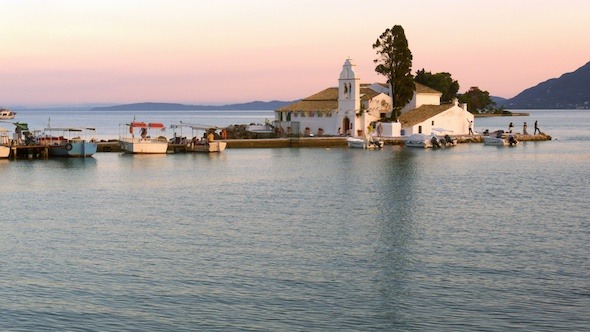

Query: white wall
left=401, top=106, right=474, bottom=136
left=400, top=93, right=441, bottom=114
left=380, top=122, right=401, bottom=137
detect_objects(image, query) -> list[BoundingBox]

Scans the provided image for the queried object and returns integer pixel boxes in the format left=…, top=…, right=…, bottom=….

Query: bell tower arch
left=338, top=58, right=360, bottom=113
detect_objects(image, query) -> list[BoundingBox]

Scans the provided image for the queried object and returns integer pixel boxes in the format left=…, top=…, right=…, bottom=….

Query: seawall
left=97, top=133, right=552, bottom=152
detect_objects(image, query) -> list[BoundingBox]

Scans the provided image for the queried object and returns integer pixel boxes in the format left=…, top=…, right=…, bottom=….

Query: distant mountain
left=91, top=100, right=296, bottom=111
left=491, top=96, right=508, bottom=106
left=504, top=61, right=590, bottom=109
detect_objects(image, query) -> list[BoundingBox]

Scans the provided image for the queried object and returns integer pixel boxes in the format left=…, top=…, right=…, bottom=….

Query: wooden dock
left=9, top=144, right=50, bottom=159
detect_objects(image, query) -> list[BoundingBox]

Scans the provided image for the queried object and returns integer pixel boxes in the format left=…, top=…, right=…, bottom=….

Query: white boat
left=36, top=126, right=98, bottom=157
left=0, top=108, right=16, bottom=120
left=347, top=135, right=383, bottom=149
left=0, top=127, right=11, bottom=158
left=246, top=124, right=274, bottom=134
left=483, top=131, right=518, bottom=146
left=170, top=123, right=227, bottom=153
left=119, top=121, right=168, bottom=154
left=402, top=134, right=432, bottom=148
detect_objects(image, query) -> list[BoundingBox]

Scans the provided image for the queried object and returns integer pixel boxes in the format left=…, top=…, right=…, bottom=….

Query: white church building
left=274, top=58, right=474, bottom=138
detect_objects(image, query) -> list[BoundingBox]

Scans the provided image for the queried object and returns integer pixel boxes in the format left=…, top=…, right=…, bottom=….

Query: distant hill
left=91, top=100, right=296, bottom=111
left=491, top=96, right=508, bottom=106
left=503, top=61, right=590, bottom=109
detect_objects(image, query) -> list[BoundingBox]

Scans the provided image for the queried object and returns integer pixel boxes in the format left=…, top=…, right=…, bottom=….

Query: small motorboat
left=483, top=130, right=518, bottom=146
left=402, top=134, right=432, bottom=148
left=170, top=123, right=227, bottom=153
left=347, top=135, right=383, bottom=149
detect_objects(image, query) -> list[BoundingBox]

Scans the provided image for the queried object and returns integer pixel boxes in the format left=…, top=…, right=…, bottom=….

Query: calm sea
left=1, top=109, right=589, bottom=331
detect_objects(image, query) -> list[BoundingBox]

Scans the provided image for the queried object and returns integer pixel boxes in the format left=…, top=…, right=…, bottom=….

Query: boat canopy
left=130, top=121, right=147, bottom=128
left=129, top=122, right=165, bottom=129
left=43, top=127, right=83, bottom=132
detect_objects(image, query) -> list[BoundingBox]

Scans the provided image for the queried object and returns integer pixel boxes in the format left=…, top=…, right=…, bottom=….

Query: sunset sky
left=1, top=0, right=589, bottom=107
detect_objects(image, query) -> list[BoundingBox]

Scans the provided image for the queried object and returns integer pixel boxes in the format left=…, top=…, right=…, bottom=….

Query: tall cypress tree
left=373, top=25, right=413, bottom=122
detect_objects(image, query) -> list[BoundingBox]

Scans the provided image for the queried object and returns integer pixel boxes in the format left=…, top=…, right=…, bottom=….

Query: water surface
left=1, top=110, right=589, bottom=331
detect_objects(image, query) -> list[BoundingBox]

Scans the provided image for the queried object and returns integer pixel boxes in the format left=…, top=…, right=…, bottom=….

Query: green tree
left=414, top=69, right=460, bottom=103
left=373, top=25, right=413, bottom=121
left=458, top=87, right=496, bottom=113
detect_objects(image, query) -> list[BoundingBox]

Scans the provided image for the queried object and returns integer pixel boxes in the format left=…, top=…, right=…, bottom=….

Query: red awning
left=148, top=122, right=165, bottom=128
left=130, top=121, right=147, bottom=128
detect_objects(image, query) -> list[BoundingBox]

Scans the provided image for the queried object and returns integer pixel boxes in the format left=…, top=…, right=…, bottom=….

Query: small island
left=474, top=110, right=529, bottom=117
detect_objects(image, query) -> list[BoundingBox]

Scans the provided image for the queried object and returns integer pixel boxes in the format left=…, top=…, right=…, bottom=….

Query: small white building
left=274, top=58, right=474, bottom=137
left=397, top=86, right=474, bottom=136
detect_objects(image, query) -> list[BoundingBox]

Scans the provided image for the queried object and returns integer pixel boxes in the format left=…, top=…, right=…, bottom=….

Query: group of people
left=508, top=120, right=541, bottom=135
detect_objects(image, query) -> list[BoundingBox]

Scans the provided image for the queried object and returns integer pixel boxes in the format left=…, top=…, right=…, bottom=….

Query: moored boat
left=402, top=133, right=432, bottom=148
left=483, top=130, right=518, bottom=146
left=347, top=135, right=383, bottom=149
left=36, top=126, right=98, bottom=157
left=170, top=123, right=227, bottom=153
left=119, top=121, right=168, bottom=154
left=0, top=127, right=11, bottom=158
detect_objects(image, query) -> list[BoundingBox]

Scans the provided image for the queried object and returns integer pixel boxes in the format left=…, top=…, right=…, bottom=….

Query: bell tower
left=338, top=58, right=360, bottom=113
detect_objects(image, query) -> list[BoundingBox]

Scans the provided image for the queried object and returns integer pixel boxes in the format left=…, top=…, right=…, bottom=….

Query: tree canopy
left=458, top=87, right=496, bottom=113
left=373, top=25, right=413, bottom=121
left=414, top=69, right=460, bottom=103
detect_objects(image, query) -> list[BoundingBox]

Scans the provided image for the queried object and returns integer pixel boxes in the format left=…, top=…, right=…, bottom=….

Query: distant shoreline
left=474, top=112, right=529, bottom=117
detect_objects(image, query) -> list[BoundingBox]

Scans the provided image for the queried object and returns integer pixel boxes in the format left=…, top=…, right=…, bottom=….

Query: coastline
left=96, top=133, right=552, bottom=151
left=474, top=112, right=529, bottom=117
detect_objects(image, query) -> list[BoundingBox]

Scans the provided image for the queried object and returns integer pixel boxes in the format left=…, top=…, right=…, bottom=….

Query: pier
left=93, top=133, right=552, bottom=151
left=3, top=134, right=553, bottom=158
left=9, top=144, right=49, bottom=159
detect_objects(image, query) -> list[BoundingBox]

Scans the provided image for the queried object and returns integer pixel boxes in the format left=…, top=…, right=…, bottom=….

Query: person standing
left=468, top=120, right=474, bottom=135
left=534, top=120, right=541, bottom=134
left=523, top=122, right=529, bottom=135
left=508, top=122, right=514, bottom=133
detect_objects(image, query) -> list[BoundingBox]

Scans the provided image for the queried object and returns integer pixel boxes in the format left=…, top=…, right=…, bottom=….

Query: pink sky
left=1, top=0, right=589, bottom=107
